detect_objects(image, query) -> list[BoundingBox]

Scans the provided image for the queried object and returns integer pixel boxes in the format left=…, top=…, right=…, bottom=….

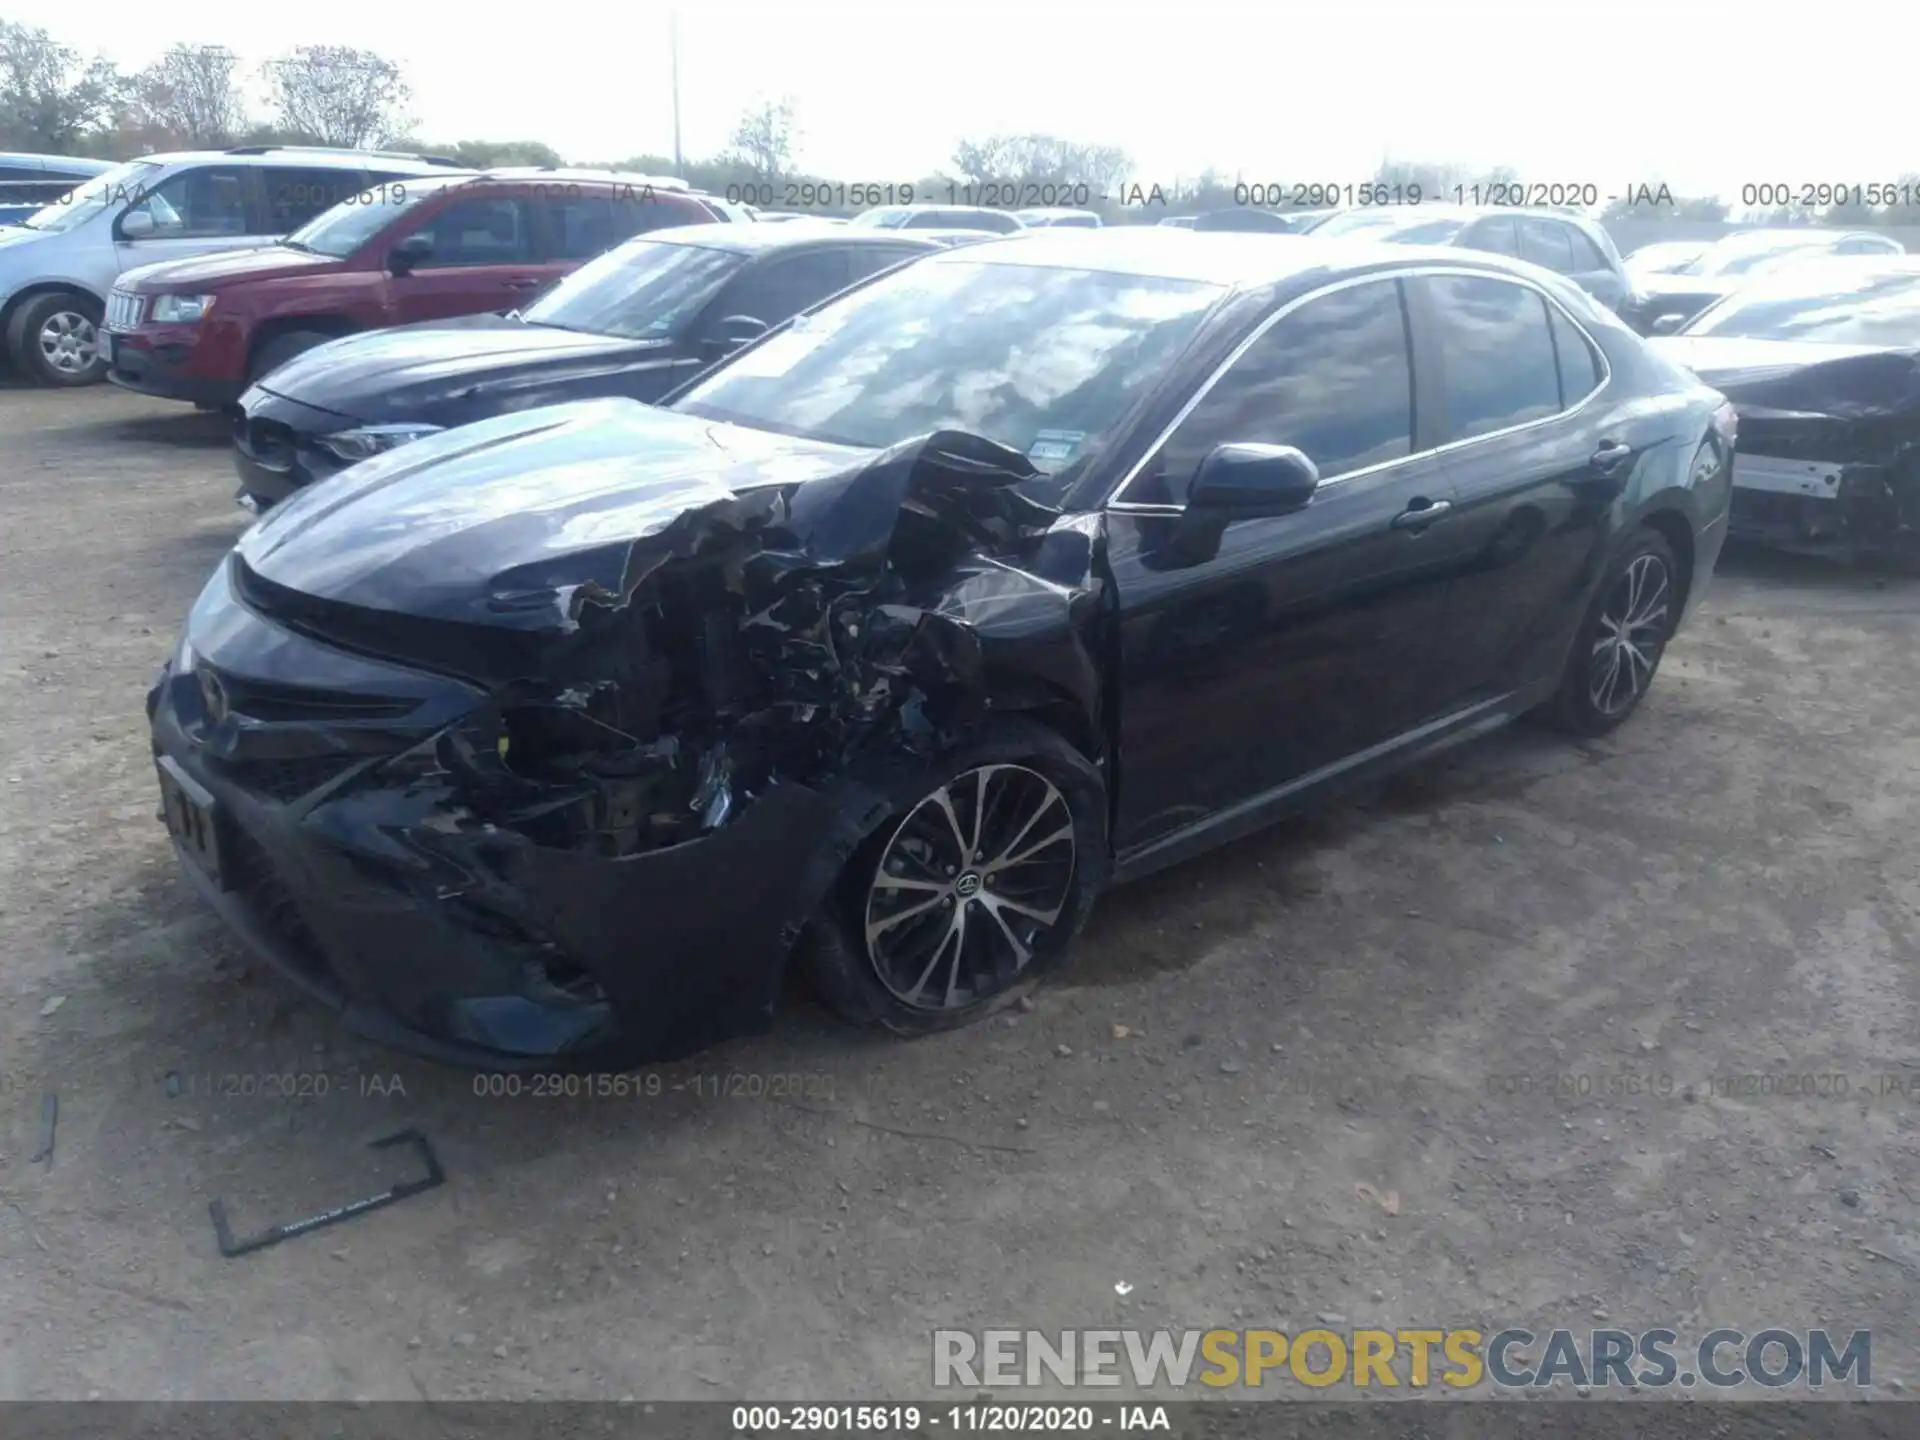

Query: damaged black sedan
left=1650, top=257, right=1920, bottom=563
left=150, top=231, right=1733, bottom=1070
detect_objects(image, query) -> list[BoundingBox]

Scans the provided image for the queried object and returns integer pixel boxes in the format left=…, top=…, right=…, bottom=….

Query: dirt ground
left=0, top=379, right=1914, bottom=1404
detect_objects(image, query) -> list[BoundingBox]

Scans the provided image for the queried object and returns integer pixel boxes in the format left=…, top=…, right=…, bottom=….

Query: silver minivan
left=0, top=146, right=464, bottom=387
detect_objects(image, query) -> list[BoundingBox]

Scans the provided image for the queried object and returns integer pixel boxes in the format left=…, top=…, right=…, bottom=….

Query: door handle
left=1391, top=497, right=1452, bottom=532
left=502, top=277, right=542, bottom=290
left=1590, top=440, right=1633, bottom=476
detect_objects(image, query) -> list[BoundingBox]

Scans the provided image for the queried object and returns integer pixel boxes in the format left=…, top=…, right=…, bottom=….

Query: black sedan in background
left=229, top=224, right=942, bottom=508
left=153, top=231, right=1731, bottom=1071
left=1312, top=205, right=1633, bottom=312
left=1623, top=229, right=1907, bottom=336
left=1649, top=257, right=1920, bottom=561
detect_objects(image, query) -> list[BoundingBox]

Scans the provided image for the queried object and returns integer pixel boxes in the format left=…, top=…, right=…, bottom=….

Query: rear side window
left=1147, top=277, right=1414, bottom=499
left=125, top=165, right=250, bottom=238
left=409, top=198, right=535, bottom=266
left=1547, top=305, right=1602, bottom=405
left=546, top=192, right=618, bottom=260
left=1419, top=275, right=1561, bottom=440
left=609, top=190, right=712, bottom=240
left=1517, top=218, right=1576, bottom=273
left=261, top=167, right=373, bottom=230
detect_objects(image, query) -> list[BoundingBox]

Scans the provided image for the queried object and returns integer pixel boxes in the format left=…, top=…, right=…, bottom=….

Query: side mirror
left=1188, top=443, right=1320, bottom=516
left=1649, top=313, right=1687, bottom=336
left=709, top=314, right=768, bottom=353
left=119, top=209, right=155, bottom=240
left=388, top=233, right=434, bottom=275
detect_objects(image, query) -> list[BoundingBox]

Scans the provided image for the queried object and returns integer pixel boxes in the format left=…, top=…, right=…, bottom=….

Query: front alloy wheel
left=1588, top=551, right=1671, bottom=718
left=864, top=763, right=1077, bottom=1010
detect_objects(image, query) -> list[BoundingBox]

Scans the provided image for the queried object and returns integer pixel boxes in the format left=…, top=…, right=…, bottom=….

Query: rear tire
left=798, top=719, right=1109, bottom=1037
left=1545, top=527, right=1680, bottom=736
left=248, top=330, right=333, bottom=385
left=7, top=292, right=106, bottom=386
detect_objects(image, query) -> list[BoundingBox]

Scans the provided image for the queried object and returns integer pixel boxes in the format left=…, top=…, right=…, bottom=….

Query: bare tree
left=262, top=45, right=411, bottom=148
left=0, top=20, right=122, bottom=152
left=726, top=97, right=797, bottom=180
left=131, top=44, right=246, bottom=148
left=950, top=133, right=1131, bottom=198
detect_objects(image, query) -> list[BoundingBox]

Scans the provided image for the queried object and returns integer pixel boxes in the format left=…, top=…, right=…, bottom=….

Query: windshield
left=849, top=208, right=908, bottom=228
left=521, top=239, right=747, bottom=339
left=1685, top=234, right=1830, bottom=278
left=18, top=159, right=163, bottom=233
left=1684, top=269, right=1920, bottom=347
left=673, top=259, right=1223, bottom=486
left=287, top=178, right=461, bottom=258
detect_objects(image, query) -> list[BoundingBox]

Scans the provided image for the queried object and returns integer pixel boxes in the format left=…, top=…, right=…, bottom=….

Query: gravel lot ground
left=0, top=379, right=1915, bottom=1404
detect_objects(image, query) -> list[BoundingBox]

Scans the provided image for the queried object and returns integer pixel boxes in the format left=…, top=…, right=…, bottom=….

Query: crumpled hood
left=1649, top=336, right=1920, bottom=423
left=239, top=398, right=866, bottom=622
left=119, top=244, right=325, bottom=291
left=260, top=317, right=678, bottom=423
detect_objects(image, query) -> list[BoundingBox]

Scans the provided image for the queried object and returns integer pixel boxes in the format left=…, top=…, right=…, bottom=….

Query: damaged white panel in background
left=1732, top=454, right=1844, bottom=500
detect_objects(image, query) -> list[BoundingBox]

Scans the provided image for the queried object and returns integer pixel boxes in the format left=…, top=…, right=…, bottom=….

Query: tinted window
left=409, top=198, right=534, bottom=266
left=1148, top=278, right=1413, bottom=500
left=1835, top=235, right=1898, bottom=255
left=1684, top=269, right=1920, bottom=346
left=546, top=192, right=618, bottom=260
left=262, top=167, right=371, bottom=230
left=609, top=190, right=711, bottom=239
left=1517, top=218, right=1575, bottom=272
left=1547, top=305, right=1601, bottom=405
left=126, top=165, right=249, bottom=238
left=705, top=251, right=852, bottom=330
left=1420, top=276, right=1560, bottom=441
left=907, top=208, right=1019, bottom=233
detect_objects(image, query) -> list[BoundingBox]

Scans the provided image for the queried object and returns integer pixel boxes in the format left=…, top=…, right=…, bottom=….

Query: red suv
left=103, top=170, right=729, bottom=407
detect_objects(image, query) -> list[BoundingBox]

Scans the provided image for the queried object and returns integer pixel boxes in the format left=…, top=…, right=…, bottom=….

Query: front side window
left=1139, top=278, right=1414, bottom=503
left=406, top=197, right=534, bottom=267
left=701, top=251, right=852, bottom=332
left=124, top=165, right=250, bottom=238
left=1517, top=218, right=1575, bottom=273
left=1418, top=275, right=1560, bottom=441
left=1461, top=217, right=1520, bottom=257
left=674, top=258, right=1223, bottom=492
left=285, top=177, right=457, bottom=258
left=263, top=167, right=378, bottom=231
left=520, top=238, right=746, bottom=339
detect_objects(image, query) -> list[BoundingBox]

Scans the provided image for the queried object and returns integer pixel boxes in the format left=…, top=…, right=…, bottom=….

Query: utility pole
left=670, top=6, right=684, bottom=177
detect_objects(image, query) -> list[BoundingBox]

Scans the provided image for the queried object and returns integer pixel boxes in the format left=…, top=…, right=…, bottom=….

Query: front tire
left=7, top=292, right=107, bottom=386
left=800, top=719, right=1109, bottom=1037
left=1546, top=527, right=1679, bottom=736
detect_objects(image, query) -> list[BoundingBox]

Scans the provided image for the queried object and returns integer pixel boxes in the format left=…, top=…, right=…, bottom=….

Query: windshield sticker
left=1027, top=429, right=1087, bottom=463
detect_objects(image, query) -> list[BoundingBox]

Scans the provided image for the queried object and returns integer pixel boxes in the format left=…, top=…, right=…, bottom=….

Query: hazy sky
left=6, top=0, right=1900, bottom=200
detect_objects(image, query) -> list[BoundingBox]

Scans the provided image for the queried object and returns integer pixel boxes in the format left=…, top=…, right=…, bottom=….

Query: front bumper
left=105, top=326, right=242, bottom=407
left=148, top=559, right=870, bottom=1070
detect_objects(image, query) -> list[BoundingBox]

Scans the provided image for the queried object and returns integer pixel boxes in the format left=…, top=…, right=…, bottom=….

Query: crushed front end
left=148, top=406, right=1102, bottom=1069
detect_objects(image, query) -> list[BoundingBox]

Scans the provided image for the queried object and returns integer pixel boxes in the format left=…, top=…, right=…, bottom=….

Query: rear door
left=1104, top=276, right=1468, bottom=850
left=384, top=192, right=547, bottom=323
left=1547, top=218, right=1627, bottom=311
left=1409, top=272, right=1622, bottom=705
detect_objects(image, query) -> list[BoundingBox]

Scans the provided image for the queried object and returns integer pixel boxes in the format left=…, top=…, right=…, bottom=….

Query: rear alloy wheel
left=1548, top=528, right=1679, bottom=735
left=800, top=719, right=1108, bottom=1036
left=9, top=293, right=106, bottom=386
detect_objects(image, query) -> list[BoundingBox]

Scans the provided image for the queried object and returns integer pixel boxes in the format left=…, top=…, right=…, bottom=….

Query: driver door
left=1103, top=276, right=1471, bottom=856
